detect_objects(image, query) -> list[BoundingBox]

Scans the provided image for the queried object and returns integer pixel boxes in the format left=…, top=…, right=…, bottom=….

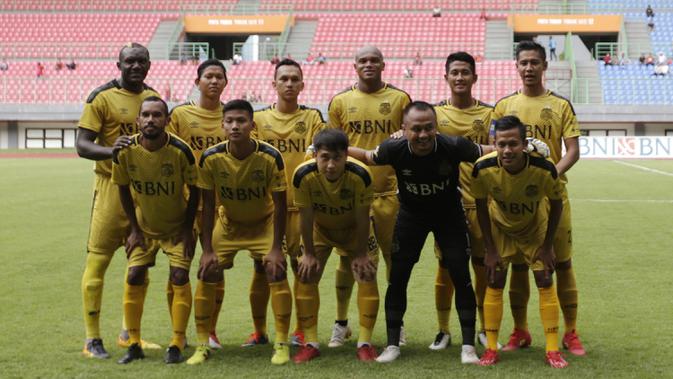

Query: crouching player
left=292, top=129, right=380, bottom=363
left=187, top=100, right=292, bottom=365
left=472, top=116, right=567, bottom=368
left=112, top=96, right=199, bottom=364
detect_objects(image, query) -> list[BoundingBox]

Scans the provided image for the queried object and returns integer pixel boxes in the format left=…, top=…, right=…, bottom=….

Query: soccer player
left=472, top=116, right=567, bottom=368
left=187, top=100, right=292, bottom=365
left=492, top=40, right=584, bottom=355
left=349, top=101, right=491, bottom=364
left=167, top=58, right=227, bottom=349
left=429, top=51, right=493, bottom=350
left=112, top=96, right=199, bottom=364
left=327, top=45, right=411, bottom=347
left=248, top=58, right=325, bottom=347
left=292, top=129, right=379, bottom=363
left=76, top=43, right=161, bottom=358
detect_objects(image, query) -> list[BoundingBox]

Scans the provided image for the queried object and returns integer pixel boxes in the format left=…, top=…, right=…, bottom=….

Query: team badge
left=525, top=185, right=539, bottom=197
left=541, top=106, right=554, bottom=121
left=472, top=119, right=485, bottom=132
left=340, top=189, right=353, bottom=200
left=295, top=121, right=307, bottom=134
left=252, top=169, right=265, bottom=182
left=348, top=106, right=358, bottom=113
left=379, top=102, right=391, bottom=115
left=161, top=163, right=174, bottom=177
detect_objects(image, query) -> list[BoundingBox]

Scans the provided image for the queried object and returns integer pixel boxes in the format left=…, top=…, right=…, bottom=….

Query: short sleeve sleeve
left=197, top=156, right=215, bottom=190
left=561, top=102, right=581, bottom=139
left=182, top=150, right=198, bottom=186
left=293, top=173, right=311, bottom=208
left=111, top=150, right=129, bottom=186
left=79, top=96, right=105, bottom=133
left=327, top=96, right=342, bottom=129
left=471, top=166, right=487, bottom=199
left=371, top=139, right=394, bottom=165
left=455, top=136, right=481, bottom=163
left=270, top=157, right=287, bottom=193
left=356, top=175, right=374, bottom=208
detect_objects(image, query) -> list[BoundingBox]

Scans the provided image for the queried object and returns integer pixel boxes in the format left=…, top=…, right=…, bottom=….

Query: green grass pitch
left=1, top=156, right=672, bottom=378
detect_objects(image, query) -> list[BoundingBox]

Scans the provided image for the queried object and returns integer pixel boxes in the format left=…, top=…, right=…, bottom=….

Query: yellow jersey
left=293, top=157, right=373, bottom=231
left=254, top=104, right=325, bottom=211
left=111, top=133, right=197, bottom=239
left=79, top=79, right=160, bottom=176
left=167, top=100, right=225, bottom=162
left=328, top=83, right=411, bottom=195
left=471, top=151, right=563, bottom=237
left=434, top=99, right=492, bottom=208
left=198, top=139, right=286, bottom=225
left=492, top=90, right=581, bottom=183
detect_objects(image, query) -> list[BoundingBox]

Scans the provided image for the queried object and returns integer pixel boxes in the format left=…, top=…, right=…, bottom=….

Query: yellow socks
left=123, top=281, right=147, bottom=345
left=539, top=286, right=560, bottom=352
left=434, top=266, right=453, bottom=333
left=483, top=287, right=503, bottom=351
left=356, top=281, right=379, bottom=344
left=170, top=282, right=192, bottom=349
left=81, top=252, right=112, bottom=339
left=509, top=268, right=530, bottom=331
left=556, top=266, right=578, bottom=332
left=194, top=280, right=217, bottom=344
left=472, top=261, right=487, bottom=331
left=121, top=273, right=149, bottom=332
left=211, top=280, right=225, bottom=334
left=269, top=280, right=292, bottom=343
left=295, top=281, right=319, bottom=343
left=335, top=256, right=355, bottom=321
left=250, top=270, right=270, bottom=335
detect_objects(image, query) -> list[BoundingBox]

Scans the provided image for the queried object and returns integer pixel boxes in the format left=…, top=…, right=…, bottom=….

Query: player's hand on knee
left=125, top=228, right=146, bottom=257
left=198, top=249, right=219, bottom=280
left=264, top=248, right=287, bottom=280
left=298, top=254, right=320, bottom=282
left=484, top=248, right=502, bottom=284
left=537, top=245, right=556, bottom=280
left=351, top=255, right=376, bottom=282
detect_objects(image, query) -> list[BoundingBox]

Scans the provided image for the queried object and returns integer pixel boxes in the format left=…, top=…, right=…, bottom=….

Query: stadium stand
left=258, top=0, right=537, bottom=11
left=600, top=61, right=673, bottom=104
left=0, top=0, right=235, bottom=11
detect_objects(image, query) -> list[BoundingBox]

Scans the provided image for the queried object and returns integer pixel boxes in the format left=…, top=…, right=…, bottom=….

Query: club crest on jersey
left=161, top=163, right=174, bottom=177
left=252, top=169, right=265, bottom=182
left=340, top=188, right=353, bottom=200
left=379, top=102, right=391, bottom=115
left=540, top=106, right=554, bottom=121
left=472, top=119, right=486, bottom=132
left=189, top=121, right=199, bottom=128
left=525, top=185, right=539, bottom=197
left=295, top=121, right=307, bottom=134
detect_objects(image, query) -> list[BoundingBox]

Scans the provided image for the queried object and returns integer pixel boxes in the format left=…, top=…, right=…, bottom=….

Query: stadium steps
left=148, top=19, right=180, bottom=60
left=485, top=20, right=513, bottom=60
left=625, top=21, right=652, bottom=58
left=575, top=61, right=603, bottom=104
left=547, top=61, right=573, bottom=99
left=234, top=0, right=261, bottom=13
left=284, top=19, right=318, bottom=60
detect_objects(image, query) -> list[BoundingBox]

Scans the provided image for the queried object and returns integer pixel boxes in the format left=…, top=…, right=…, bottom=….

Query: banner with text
left=509, top=14, right=622, bottom=33
left=579, top=136, right=673, bottom=158
left=184, top=15, right=291, bottom=34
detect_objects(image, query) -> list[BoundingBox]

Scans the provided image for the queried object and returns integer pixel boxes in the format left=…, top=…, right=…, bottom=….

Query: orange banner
left=509, top=14, right=622, bottom=33
left=184, top=15, right=292, bottom=34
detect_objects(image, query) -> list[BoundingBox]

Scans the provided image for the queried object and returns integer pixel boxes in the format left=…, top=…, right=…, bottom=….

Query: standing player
left=247, top=59, right=325, bottom=347
left=327, top=45, right=411, bottom=347
left=492, top=40, right=584, bottom=355
left=472, top=116, right=567, bottom=368
left=167, top=58, right=227, bottom=349
left=428, top=52, right=493, bottom=350
left=112, top=97, right=199, bottom=364
left=187, top=100, right=292, bottom=365
left=349, top=101, right=491, bottom=364
left=292, top=129, right=380, bottom=363
left=76, top=43, right=160, bottom=358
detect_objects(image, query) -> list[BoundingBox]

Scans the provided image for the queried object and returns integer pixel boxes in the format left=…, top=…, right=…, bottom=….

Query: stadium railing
left=0, top=42, right=208, bottom=61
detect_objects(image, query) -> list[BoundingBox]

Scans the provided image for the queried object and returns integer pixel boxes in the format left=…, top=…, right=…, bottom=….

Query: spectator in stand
left=316, top=52, right=326, bottom=65
left=270, top=54, right=280, bottom=65
left=303, top=52, right=315, bottom=65
left=0, top=58, right=8, bottom=72
left=233, top=53, right=243, bottom=65
left=55, top=58, right=64, bottom=71
left=646, top=5, right=655, bottom=32
left=639, top=53, right=646, bottom=65
left=654, top=52, right=669, bottom=76
left=414, top=51, right=423, bottom=66
left=618, top=52, right=631, bottom=68
left=548, top=37, right=557, bottom=61
left=645, top=53, right=655, bottom=66
left=432, top=7, right=441, bottom=17
left=66, top=58, right=77, bottom=71
left=403, top=66, right=413, bottom=79
left=602, top=53, right=613, bottom=66
left=36, top=62, right=45, bottom=78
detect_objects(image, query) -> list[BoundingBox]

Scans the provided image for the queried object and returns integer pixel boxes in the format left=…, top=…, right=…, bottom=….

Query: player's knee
left=555, top=259, right=572, bottom=270
left=265, top=263, right=287, bottom=283
left=200, top=267, right=222, bottom=283
left=533, top=271, right=553, bottom=288
left=253, top=259, right=265, bottom=273
left=127, top=266, right=147, bottom=285
left=489, top=271, right=507, bottom=289
left=170, top=267, right=189, bottom=285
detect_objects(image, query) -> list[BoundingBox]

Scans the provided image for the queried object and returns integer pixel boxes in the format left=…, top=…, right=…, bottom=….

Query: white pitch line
left=571, top=198, right=673, bottom=204
left=613, top=160, right=673, bottom=178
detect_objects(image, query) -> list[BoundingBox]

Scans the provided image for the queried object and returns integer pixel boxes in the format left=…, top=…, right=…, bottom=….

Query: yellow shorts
left=304, top=222, right=379, bottom=265
left=283, top=210, right=301, bottom=258
left=371, top=194, right=399, bottom=260
left=493, top=222, right=547, bottom=272
left=434, top=207, right=485, bottom=261
left=87, top=174, right=129, bottom=254
left=543, top=194, right=573, bottom=263
left=212, top=214, right=273, bottom=267
left=127, top=235, right=192, bottom=271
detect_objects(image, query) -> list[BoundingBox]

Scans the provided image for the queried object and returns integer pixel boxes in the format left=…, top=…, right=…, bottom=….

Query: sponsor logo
left=189, top=121, right=199, bottom=128
left=348, top=106, right=358, bottom=113
left=119, top=107, right=129, bottom=115
left=264, top=123, right=273, bottom=130
left=401, top=169, right=413, bottom=176
left=161, top=163, right=174, bottom=177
